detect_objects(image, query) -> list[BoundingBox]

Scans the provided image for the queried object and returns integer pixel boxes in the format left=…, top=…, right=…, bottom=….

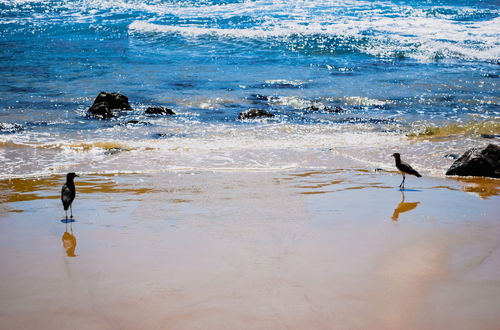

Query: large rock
left=88, top=92, right=132, bottom=119
left=145, top=106, right=175, bottom=115
left=446, top=144, right=500, bottom=178
left=238, top=108, right=274, bottom=120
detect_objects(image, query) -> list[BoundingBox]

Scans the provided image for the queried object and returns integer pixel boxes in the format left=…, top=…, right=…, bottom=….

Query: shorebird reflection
left=62, top=221, right=77, bottom=257
left=392, top=190, right=420, bottom=221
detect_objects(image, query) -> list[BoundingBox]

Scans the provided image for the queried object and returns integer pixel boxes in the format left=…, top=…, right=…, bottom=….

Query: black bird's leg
left=65, top=210, right=68, bottom=219
left=70, top=205, right=73, bottom=218
left=399, top=173, right=405, bottom=190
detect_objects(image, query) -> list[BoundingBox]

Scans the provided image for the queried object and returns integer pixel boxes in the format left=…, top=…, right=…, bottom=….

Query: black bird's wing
left=400, top=161, right=422, bottom=177
left=61, top=184, right=72, bottom=210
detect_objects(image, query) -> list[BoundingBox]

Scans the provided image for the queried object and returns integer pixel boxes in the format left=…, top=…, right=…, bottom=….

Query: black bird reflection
left=62, top=220, right=77, bottom=257
left=392, top=190, right=420, bottom=221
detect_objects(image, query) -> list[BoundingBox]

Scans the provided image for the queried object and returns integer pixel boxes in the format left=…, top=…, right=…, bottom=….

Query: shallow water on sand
left=0, top=171, right=499, bottom=329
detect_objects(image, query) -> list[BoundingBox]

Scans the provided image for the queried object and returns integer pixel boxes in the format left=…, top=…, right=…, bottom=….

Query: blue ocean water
left=0, top=0, right=499, bottom=177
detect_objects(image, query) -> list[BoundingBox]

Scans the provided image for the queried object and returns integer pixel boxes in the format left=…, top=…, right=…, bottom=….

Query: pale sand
left=0, top=169, right=499, bottom=330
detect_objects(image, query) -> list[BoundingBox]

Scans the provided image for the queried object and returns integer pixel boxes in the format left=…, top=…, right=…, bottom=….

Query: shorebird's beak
left=75, top=174, right=80, bottom=177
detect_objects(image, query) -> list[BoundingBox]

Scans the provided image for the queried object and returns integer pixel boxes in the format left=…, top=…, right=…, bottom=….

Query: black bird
left=61, top=172, right=79, bottom=219
left=392, top=153, right=421, bottom=190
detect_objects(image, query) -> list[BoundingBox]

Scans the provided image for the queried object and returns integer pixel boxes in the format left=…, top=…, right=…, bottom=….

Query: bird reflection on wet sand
left=61, top=220, right=77, bottom=257
left=392, top=190, right=420, bottom=221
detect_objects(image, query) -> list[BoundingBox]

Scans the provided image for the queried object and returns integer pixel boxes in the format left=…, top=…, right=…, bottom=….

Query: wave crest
left=129, top=12, right=500, bottom=62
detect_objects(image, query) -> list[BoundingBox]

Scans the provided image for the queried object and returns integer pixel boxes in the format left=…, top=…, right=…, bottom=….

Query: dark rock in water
left=303, top=104, right=322, bottom=111
left=145, top=106, right=175, bottom=115
left=446, top=144, right=500, bottom=178
left=88, top=102, right=114, bottom=119
left=325, top=106, right=344, bottom=113
left=92, top=91, right=132, bottom=110
left=335, top=117, right=393, bottom=125
left=104, top=148, right=123, bottom=155
left=87, top=91, right=132, bottom=119
left=238, top=108, right=274, bottom=120
left=304, top=104, right=343, bottom=113
left=154, top=132, right=188, bottom=139
left=155, top=133, right=173, bottom=138
left=0, top=122, right=23, bottom=133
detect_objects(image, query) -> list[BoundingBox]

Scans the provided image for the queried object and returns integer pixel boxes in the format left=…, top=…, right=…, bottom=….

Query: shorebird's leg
left=70, top=205, right=73, bottom=218
left=401, top=174, right=406, bottom=190
left=65, top=210, right=68, bottom=219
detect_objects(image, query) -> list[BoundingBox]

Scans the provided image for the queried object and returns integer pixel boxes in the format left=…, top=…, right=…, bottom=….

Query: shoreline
left=1, top=120, right=498, bottom=179
left=1, top=169, right=499, bottom=329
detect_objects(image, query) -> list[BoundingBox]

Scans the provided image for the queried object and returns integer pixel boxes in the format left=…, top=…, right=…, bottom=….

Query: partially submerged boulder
left=446, top=144, right=500, bottom=178
left=238, top=108, right=274, bottom=120
left=88, top=102, right=113, bottom=119
left=145, top=106, right=175, bottom=115
left=87, top=92, right=132, bottom=119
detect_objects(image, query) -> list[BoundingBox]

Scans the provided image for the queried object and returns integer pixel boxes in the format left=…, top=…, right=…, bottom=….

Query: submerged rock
left=0, top=122, right=23, bottom=133
left=104, top=148, right=123, bottom=155
left=445, top=144, right=500, bottom=178
left=303, top=104, right=343, bottom=113
left=238, top=108, right=274, bottom=120
left=145, top=106, right=175, bottom=115
left=87, top=92, right=132, bottom=119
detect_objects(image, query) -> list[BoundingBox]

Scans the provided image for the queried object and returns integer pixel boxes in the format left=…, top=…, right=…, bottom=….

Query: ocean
left=0, top=0, right=499, bottom=178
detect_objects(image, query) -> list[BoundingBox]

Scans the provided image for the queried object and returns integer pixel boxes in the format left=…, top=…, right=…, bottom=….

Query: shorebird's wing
left=401, top=161, right=421, bottom=177
left=61, top=184, right=71, bottom=207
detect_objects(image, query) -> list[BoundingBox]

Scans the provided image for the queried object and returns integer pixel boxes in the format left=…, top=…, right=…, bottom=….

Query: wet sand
left=1, top=169, right=500, bottom=330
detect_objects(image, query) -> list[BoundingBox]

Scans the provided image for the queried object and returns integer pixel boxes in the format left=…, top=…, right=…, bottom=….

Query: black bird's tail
left=415, top=172, right=422, bottom=178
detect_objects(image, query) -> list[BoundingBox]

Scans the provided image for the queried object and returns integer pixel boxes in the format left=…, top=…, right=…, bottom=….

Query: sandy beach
left=1, top=166, right=499, bottom=330
left=1, top=0, right=499, bottom=328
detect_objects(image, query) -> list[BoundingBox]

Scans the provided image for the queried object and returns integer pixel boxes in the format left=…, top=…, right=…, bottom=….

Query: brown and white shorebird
left=392, top=153, right=421, bottom=190
left=61, top=172, right=79, bottom=219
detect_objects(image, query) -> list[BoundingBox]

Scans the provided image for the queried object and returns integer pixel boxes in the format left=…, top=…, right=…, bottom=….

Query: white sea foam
left=3, top=0, right=497, bottom=61
left=270, top=96, right=313, bottom=109
left=127, top=0, right=499, bottom=62
left=341, top=97, right=389, bottom=107
left=0, top=121, right=487, bottom=179
left=265, top=79, right=309, bottom=86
